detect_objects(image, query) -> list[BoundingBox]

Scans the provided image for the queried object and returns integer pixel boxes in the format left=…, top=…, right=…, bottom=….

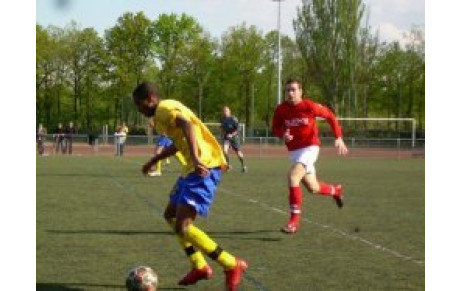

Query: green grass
left=37, top=155, right=424, bottom=290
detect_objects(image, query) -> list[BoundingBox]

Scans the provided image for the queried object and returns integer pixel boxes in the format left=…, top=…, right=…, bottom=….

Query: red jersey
left=272, top=99, right=342, bottom=151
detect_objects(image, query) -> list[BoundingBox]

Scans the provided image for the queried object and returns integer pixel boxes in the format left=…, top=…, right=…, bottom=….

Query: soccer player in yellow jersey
left=133, top=82, right=248, bottom=290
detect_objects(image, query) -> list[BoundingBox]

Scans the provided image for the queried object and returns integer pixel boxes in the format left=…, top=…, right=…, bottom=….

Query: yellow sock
left=184, top=224, right=236, bottom=269
left=175, top=152, right=187, bottom=166
left=167, top=220, right=207, bottom=269
left=156, top=160, right=162, bottom=173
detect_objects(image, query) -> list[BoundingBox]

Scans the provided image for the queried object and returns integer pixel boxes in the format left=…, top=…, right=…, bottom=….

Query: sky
left=36, top=0, right=425, bottom=44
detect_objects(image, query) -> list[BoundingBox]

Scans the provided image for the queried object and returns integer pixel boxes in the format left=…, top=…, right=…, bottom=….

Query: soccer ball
left=126, top=266, right=158, bottom=291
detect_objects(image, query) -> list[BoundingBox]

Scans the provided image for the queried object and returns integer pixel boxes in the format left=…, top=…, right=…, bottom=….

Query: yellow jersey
left=154, top=99, right=227, bottom=176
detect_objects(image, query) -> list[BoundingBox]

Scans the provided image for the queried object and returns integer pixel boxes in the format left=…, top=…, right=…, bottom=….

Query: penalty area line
left=219, top=187, right=424, bottom=266
left=112, top=160, right=270, bottom=290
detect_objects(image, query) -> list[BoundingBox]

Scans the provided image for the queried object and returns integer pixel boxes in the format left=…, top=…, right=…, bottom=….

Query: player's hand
left=226, top=134, right=232, bottom=139
left=334, top=137, right=348, bottom=156
left=192, top=158, right=210, bottom=177
left=283, top=129, right=293, bottom=143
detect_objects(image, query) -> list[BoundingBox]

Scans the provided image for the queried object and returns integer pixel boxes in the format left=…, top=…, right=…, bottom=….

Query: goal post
left=334, top=118, right=417, bottom=148
left=206, top=118, right=416, bottom=147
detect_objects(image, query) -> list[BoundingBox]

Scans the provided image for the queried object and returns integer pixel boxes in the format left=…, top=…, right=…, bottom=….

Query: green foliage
left=36, top=9, right=425, bottom=134
left=293, top=0, right=424, bottom=129
left=152, top=13, right=203, bottom=100
left=105, top=12, right=156, bottom=128
left=219, top=24, right=266, bottom=128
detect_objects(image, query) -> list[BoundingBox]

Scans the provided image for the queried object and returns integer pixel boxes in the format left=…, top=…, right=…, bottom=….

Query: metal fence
left=39, top=134, right=424, bottom=149
left=38, top=134, right=424, bottom=159
left=243, top=136, right=425, bottom=149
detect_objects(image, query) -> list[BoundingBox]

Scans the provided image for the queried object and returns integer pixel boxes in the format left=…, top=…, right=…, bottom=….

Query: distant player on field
left=272, top=78, right=348, bottom=234
left=64, top=121, right=76, bottom=155
left=147, top=131, right=187, bottom=177
left=133, top=82, right=247, bottom=290
left=220, top=106, right=247, bottom=173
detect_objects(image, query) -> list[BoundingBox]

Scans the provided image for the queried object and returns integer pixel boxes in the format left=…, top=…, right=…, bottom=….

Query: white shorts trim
left=289, top=146, right=319, bottom=174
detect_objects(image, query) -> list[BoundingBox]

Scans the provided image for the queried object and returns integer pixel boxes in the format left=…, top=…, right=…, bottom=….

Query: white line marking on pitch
left=125, top=159, right=424, bottom=266
left=219, top=187, right=424, bottom=266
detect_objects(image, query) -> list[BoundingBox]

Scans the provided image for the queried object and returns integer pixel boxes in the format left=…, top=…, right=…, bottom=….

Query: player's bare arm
left=142, top=145, right=178, bottom=175
left=175, top=114, right=210, bottom=177
left=313, top=102, right=348, bottom=156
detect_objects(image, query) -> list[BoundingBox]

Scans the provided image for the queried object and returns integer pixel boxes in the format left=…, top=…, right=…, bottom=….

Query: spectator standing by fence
left=36, top=123, right=47, bottom=155
left=54, top=123, right=65, bottom=154
left=114, top=123, right=129, bottom=156
left=88, top=126, right=98, bottom=153
left=64, top=121, right=76, bottom=154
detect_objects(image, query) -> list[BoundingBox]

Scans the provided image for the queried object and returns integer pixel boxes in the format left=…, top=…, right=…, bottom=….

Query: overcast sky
left=36, top=0, right=425, bottom=44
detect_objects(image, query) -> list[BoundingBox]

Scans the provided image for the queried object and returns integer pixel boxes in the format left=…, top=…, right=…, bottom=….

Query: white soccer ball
left=126, top=266, right=158, bottom=291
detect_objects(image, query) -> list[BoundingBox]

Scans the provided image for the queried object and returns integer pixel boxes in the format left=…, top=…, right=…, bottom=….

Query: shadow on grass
left=208, top=230, right=283, bottom=242
left=37, top=282, right=185, bottom=290
left=208, top=230, right=278, bottom=235
left=47, top=229, right=174, bottom=236
left=36, top=282, right=113, bottom=290
left=37, top=173, right=115, bottom=178
left=47, top=229, right=282, bottom=242
left=212, top=235, right=282, bottom=242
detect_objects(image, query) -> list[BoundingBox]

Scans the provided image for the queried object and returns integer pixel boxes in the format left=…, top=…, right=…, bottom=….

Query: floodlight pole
left=273, top=0, right=285, bottom=105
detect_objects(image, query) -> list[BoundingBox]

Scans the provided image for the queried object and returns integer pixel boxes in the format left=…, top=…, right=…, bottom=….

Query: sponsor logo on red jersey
left=285, top=118, right=309, bottom=127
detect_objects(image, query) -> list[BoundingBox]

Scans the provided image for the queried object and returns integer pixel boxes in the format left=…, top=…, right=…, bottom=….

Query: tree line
left=36, top=0, right=425, bottom=135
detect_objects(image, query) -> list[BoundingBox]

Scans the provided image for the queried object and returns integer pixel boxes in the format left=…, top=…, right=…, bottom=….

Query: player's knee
left=302, top=180, right=314, bottom=193
left=174, top=222, right=187, bottom=236
left=288, top=174, right=301, bottom=187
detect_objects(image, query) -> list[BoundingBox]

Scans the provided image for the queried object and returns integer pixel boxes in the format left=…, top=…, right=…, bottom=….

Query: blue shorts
left=156, top=135, right=173, bottom=148
left=169, top=168, right=222, bottom=217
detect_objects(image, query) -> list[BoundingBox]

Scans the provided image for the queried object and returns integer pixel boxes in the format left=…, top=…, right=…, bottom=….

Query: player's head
left=69, top=121, right=73, bottom=127
left=222, top=106, right=231, bottom=117
left=285, top=78, right=303, bottom=105
left=133, top=82, right=161, bottom=117
left=58, top=123, right=62, bottom=128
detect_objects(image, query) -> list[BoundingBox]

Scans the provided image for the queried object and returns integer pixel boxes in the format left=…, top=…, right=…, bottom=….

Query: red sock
left=318, top=181, right=336, bottom=196
left=289, top=186, right=302, bottom=226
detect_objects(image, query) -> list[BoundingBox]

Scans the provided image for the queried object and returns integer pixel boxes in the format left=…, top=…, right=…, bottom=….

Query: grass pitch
left=37, top=154, right=424, bottom=290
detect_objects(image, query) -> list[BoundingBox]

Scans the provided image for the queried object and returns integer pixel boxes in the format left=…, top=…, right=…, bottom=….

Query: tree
left=36, top=25, right=56, bottom=126
left=294, top=0, right=365, bottom=115
left=176, top=32, right=218, bottom=119
left=220, top=24, right=265, bottom=131
left=355, top=11, right=379, bottom=118
left=105, top=12, right=156, bottom=127
left=151, top=13, right=203, bottom=99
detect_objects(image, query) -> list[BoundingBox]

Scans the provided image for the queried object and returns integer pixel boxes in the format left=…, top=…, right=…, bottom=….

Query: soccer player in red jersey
left=272, top=78, right=349, bottom=234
